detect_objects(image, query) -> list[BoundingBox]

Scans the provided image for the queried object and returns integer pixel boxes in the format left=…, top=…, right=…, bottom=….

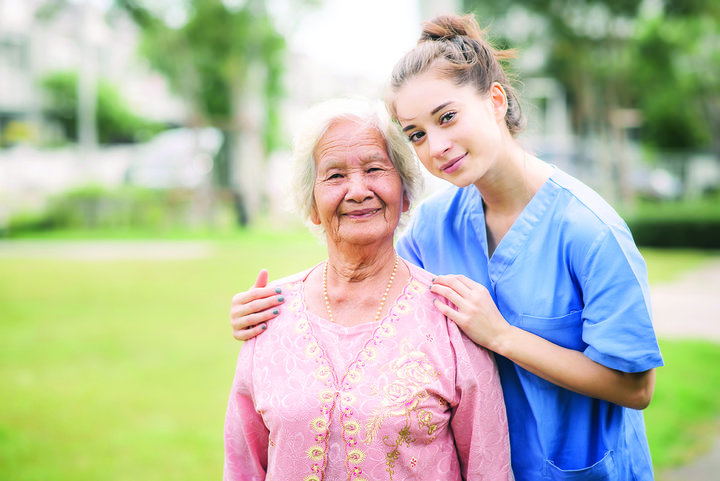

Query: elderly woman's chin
left=327, top=214, right=399, bottom=247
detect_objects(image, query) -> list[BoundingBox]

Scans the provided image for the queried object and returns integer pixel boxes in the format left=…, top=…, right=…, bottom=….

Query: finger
left=253, top=269, right=269, bottom=288
left=432, top=274, right=473, bottom=297
left=232, top=291, right=285, bottom=319
left=430, top=283, right=466, bottom=311
left=231, top=305, right=279, bottom=332
left=232, top=286, right=284, bottom=309
left=433, top=298, right=472, bottom=331
left=233, top=321, right=268, bottom=341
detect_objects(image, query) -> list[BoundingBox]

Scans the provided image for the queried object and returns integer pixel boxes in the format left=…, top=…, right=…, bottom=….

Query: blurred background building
left=1, top=0, right=718, bottom=235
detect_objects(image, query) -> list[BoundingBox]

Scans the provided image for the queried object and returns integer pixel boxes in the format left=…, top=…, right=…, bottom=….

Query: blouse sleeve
left=223, top=340, right=269, bottom=481
left=447, top=322, right=514, bottom=480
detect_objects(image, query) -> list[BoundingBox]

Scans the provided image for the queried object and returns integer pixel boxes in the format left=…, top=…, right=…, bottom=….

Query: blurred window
left=0, top=35, right=28, bottom=70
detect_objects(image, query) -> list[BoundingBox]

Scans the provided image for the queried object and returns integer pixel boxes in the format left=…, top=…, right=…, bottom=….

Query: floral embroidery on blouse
left=223, top=266, right=514, bottom=481
left=290, top=277, right=420, bottom=481
left=363, top=340, right=441, bottom=480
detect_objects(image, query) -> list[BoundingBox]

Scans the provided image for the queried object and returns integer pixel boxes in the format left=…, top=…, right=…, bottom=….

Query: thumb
left=253, top=269, right=269, bottom=288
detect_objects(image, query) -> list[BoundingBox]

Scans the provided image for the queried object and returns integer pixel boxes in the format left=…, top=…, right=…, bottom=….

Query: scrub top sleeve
left=579, top=226, right=663, bottom=373
left=396, top=226, right=425, bottom=268
left=223, top=340, right=269, bottom=480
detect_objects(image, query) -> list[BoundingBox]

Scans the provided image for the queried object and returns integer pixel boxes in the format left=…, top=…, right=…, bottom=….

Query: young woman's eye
left=408, top=131, right=425, bottom=143
left=439, top=111, right=456, bottom=124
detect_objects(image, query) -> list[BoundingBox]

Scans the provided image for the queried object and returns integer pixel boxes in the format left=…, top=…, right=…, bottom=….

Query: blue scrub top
left=397, top=167, right=663, bottom=481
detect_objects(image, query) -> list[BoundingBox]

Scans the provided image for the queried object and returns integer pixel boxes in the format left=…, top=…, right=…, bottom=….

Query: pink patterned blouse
left=224, top=261, right=513, bottom=481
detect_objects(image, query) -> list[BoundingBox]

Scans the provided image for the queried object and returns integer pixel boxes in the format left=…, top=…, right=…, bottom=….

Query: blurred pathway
left=650, top=259, right=720, bottom=481
left=651, top=258, right=720, bottom=342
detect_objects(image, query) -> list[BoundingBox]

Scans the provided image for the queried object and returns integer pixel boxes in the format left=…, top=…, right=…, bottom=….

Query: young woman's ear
left=490, top=82, right=508, bottom=121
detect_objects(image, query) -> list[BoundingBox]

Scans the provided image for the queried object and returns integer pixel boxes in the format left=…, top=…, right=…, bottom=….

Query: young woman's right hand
left=230, top=269, right=284, bottom=341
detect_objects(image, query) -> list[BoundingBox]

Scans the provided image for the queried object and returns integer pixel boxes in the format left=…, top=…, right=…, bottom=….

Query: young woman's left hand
left=429, top=274, right=512, bottom=352
left=430, top=274, right=656, bottom=409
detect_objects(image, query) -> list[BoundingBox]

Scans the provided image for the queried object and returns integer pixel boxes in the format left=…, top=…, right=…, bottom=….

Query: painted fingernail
left=272, top=309, right=279, bottom=315
left=275, top=288, right=282, bottom=294
left=261, top=324, right=267, bottom=330
left=277, top=296, right=284, bottom=302
left=431, top=277, right=436, bottom=282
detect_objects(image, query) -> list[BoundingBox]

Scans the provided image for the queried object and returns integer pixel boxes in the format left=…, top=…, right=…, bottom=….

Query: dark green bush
left=623, top=195, right=720, bottom=248
left=627, top=218, right=720, bottom=248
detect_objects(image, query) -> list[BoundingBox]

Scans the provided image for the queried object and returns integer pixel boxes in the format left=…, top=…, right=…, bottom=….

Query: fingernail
left=275, top=288, right=282, bottom=294
left=261, top=324, right=267, bottom=330
left=277, top=296, right=284, bottom=302
left=272, top=309, right=279, bottom=315
left=431, top=277, right=436, bottom=282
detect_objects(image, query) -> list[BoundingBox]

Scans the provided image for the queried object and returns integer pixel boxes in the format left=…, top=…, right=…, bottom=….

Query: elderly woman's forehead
left=316, top=120, right=388, bottom=154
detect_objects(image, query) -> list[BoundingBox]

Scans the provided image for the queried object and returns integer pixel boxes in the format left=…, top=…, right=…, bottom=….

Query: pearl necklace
left=322, top=254, right=399, bottom=324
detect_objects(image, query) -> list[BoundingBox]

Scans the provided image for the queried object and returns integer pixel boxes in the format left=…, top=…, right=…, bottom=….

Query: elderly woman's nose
left=345, top=172, right=373, bottom=199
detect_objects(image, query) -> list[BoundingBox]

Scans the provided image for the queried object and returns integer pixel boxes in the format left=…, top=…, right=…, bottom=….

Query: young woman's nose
left=428, top=132, right=452, bottom=160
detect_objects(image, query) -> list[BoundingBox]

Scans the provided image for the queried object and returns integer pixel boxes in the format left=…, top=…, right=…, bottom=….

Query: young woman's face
left=393, top=72, right=507, bottom=188
left=311, top=118, right=408, bottom=248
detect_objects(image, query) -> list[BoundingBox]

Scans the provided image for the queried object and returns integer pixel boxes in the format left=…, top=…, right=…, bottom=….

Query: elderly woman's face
left=311, top=118, right=408, bottom=247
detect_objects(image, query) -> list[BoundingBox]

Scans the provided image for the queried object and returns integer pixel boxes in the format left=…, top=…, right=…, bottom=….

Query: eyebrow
left=401, top=101, right=454, bottom=132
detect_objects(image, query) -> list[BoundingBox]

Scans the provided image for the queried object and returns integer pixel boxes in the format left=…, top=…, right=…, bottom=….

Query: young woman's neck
left=474, top=142, right=551, bottom=216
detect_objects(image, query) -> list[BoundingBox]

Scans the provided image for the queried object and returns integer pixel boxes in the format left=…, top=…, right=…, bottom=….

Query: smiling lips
left=440, top=153, right=466, bottom=174
left=344, top=208, right=381, bottom=219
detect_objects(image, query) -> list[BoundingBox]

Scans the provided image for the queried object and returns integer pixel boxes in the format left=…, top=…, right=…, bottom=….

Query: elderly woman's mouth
left=345, top=208, right=381, bottom=218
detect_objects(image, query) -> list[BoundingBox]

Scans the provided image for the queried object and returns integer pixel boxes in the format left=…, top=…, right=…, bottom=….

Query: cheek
left=409, top=145, right=431, bottom=169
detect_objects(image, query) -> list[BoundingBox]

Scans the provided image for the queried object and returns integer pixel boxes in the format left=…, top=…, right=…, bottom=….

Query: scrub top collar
left=469, top=166, right=560, bottom=288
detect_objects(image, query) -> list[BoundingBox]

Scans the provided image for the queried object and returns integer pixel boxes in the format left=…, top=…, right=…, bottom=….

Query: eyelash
left=326, top=167, right=384, bottom=180
left=440, top=111, right=456, bottom=124
left=407, top=111, right=457, bottom=144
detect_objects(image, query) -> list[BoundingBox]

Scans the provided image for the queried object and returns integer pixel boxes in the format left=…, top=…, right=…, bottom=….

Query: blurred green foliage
left=116, top=0, right=287, bottom=153
left=463, top=0, right=720, bottom=154
left=2, top=185, right=236, bottom=237
left=40, top=71, right=164, bottom=145
left=623, top=193, right=720, bottom=248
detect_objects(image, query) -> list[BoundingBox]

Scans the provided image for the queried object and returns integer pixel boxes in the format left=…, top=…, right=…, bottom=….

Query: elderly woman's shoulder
left=404, top=260, right=435, bottom=287
left=267, top=265, right=318, bottom=293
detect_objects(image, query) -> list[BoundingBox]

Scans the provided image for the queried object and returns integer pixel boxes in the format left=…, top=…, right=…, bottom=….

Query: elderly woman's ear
left=310, top=204, right=321, bottom=226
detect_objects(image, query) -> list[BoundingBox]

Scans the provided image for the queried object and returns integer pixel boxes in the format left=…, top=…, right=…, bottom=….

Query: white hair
left=291, top=97, right=424, bottom=236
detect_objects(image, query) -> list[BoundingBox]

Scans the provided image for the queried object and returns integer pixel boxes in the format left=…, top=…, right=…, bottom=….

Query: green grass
left=0, top=233, right=718, bottom=479
left=646, top=339, right=720, bottom=470
left=0, top=228, right=326, bottom=481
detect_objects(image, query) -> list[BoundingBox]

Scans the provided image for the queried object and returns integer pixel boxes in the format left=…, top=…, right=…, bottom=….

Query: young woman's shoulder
left=549, top=168, right=627, bottom=228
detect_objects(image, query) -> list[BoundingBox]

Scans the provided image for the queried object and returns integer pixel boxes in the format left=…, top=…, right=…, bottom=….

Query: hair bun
left=419, top=14, right=481, bottom=43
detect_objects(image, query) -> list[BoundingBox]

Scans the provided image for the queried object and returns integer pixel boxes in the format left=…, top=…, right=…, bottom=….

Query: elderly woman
left=223, top=98, right=513, bottom=480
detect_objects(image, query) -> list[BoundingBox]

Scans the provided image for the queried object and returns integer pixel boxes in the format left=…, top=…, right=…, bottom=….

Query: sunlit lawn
left=1, top=232, right=718, bottom=479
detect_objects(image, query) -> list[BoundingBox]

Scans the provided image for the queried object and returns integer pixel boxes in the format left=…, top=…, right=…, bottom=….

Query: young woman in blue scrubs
left=230, top=13, right=663, bottom=481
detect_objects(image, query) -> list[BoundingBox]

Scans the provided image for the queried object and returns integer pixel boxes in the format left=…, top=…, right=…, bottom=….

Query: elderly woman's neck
left=326, top=244, right=398, bottom=283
